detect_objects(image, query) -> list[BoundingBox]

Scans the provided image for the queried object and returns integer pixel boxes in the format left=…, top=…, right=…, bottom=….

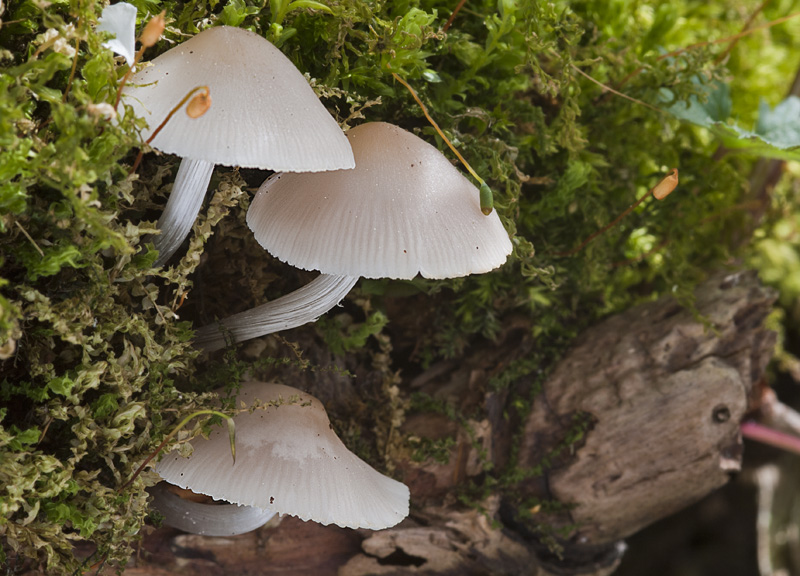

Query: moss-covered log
left=3, top=0, right=800, bottom=573
left=80, top=270, right=774, bottom=576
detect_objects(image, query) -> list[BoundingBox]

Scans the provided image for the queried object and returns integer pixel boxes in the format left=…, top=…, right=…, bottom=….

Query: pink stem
left=741, top=420, right=800, bottom=456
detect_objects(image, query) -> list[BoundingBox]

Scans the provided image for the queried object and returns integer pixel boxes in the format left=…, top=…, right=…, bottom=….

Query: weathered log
left=508, top=270, right=777, bottom=556
left=115, top=270, right=775, bottom=576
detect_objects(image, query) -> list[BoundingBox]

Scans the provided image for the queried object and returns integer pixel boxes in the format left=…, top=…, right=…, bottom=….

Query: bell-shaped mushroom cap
left=156, top=382, right=410, bottom=530
left=123, top=26, right=354, bottom=171
left=246, top=122, right=512, bottom=280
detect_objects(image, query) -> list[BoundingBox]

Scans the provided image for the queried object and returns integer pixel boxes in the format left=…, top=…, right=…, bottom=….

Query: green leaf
left=755, top=96, right=800, bottom=150
left=226, top=416, right=236, bottom=464
left=286, top=0, right=332, bottom=15
left=25, top=244, right=84, bottom=281
left=48, top=376, right=76, bottom=397
left=7, top=426, right=41, bottom=451
left=665, top=82, right=800, bottom=161
left=666, top=80, right=731, bottom=125
left=219, top=0, right=259, bottom=27
left=92, top=393, right=120, bottom=420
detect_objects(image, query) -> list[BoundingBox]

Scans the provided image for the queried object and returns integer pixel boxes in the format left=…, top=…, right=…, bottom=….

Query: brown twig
left=554, top=169, right=678, bottom=258
left=113, top=11, right=166, bottom=110
left=613, top=9, right=800, bottom=93
left=390, top=69, right=494, bottom=214
left=113, top=45, right=146, bottom=110
left=659, top=10, right=800, bottom=63
left=572, top=62, right=663, bottom=113
left=14, top=219, right=44, bottom=258
left=442, top=0, right=468, bottom=32
left=128, top=85, right=210, bottom=175
left=715, top=0, right=772, bottom=65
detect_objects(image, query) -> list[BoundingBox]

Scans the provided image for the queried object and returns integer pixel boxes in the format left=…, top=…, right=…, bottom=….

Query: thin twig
left=119, top=409, right=235, bottom=491
left=571, top=63, right=663, bottom=113
left=442, top=0, right=468, bottom=32
left=714, top=0, right=772, bottom=65
left=14, top=220, right=44, bottom=257
left=614, top=9, right=800, bottom=93
left=659, top=10, right=800, bottom=63
left=129, top=85, right=210, bottom=175
left=391, top=71, right=483, bottom=183
left=390, top=70, right=494, bottom=214
left=114, top=45, right=146, bottom=111
left=554, top=169, right=677, bottom=257
left=63, top=35, right=81, bottom=102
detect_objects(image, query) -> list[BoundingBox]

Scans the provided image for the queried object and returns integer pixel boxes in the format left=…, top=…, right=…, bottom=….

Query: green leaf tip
left=226, top=416, right=236, bottom=464
left=479, top=182, right=494, bottom=216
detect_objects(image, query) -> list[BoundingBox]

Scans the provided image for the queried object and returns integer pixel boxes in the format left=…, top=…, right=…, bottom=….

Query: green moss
left=1, top=0, right=798, bottom=571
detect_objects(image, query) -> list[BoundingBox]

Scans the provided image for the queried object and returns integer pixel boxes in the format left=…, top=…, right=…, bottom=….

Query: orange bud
left=653, top=168, right=678, bottom=200
left=140, top=11, right=166, bottom=48
left=186, top=89, right=211, bottom=119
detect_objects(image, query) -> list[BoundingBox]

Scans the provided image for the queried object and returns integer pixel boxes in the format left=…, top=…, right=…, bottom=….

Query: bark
left=116, top=270, right=776, bottom=576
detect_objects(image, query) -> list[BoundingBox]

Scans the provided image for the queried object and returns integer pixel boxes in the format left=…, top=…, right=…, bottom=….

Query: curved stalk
left=194, top=273, right=359, bottom=352
left=149, top=482, right=275, bottom=536
left=151, top=158, right=215, bottom=267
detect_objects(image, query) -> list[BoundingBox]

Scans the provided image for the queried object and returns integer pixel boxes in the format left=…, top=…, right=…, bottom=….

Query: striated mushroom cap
left=246, top=122, right=513, bottom=280
left=122, top=26, right=354, bottom=172
left=156, top=382, right=409, bottom=530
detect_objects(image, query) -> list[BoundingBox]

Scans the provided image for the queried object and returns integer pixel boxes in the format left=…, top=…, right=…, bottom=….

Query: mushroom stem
left=150, top=158, right=215, bottom=267
left=149, top=482, right=276, bottom=536
left=194, top=273, right=359, bottom=352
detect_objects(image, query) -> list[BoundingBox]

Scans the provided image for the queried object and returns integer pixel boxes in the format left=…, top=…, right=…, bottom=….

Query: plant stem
left=120, top=408, right=234, bottom=490
left=741, top=420, right=800, bottom=456
left=390, top=70, right=493, bottom=215
left=129, top=85, right=210, bottom=175
left=554, top=169, right=677, bottom=257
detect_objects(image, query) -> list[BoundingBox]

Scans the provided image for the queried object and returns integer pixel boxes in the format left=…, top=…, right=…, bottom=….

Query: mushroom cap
left=246, top=122, right=513, bottom=280
left=122, top=26, right=354, bottom=172
left=156, top=382, right=410, bottom=530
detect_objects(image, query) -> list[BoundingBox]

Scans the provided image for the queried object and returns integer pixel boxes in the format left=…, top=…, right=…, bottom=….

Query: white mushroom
left=194, top=121, right=513, bottom=352
left=97, top=2, right=137, bottom=66
left=156, top=381, right=410, bottom=530
left=149, top=482, right=276, bottom=536
left=123, top=25, right=354, bottom=266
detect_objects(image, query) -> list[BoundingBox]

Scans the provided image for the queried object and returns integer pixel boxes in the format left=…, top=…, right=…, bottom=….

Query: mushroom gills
left=149, top=158, right=215, bottom=267
left=194, top=273, right=358, bottom=351
left=155, top=382, right=411, bottom=530
left=149, top=482, right=276, bottom=536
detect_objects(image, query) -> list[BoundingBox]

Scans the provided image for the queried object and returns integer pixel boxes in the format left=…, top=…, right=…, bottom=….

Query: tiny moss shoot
left=121, top=409, right=236, bottom=490
left=391, top=70, right=494, bottom=215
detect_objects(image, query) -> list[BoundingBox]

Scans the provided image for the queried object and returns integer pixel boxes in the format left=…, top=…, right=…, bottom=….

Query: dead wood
left=116, top=270, right=775, bottom=576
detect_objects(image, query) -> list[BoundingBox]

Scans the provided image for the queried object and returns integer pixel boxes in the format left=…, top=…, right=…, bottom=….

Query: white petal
left=98, top=2, right=137, bottom=66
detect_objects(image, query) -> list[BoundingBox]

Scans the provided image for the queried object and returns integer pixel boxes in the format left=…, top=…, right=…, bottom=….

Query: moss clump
left=2, top=0, right=799, bottom=572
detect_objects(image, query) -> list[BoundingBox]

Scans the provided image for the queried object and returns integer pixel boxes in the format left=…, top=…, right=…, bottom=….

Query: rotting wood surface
left=107, top=270, right=776, bottom=576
